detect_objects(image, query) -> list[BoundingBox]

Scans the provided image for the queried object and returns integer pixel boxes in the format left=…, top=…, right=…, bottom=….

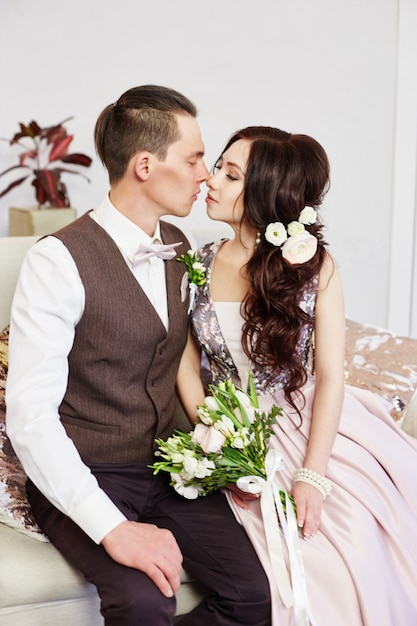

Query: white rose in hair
left=298, top=206, right=317, bottom=225
left=282, top=232, right=318, bottom=265
left=287, top=221, right=305, bottom=237
left=265, top=222, right=287, bottom=247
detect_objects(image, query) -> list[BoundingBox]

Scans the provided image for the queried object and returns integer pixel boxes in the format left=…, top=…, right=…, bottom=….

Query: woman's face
left=205, top=138, right=251, bottom=226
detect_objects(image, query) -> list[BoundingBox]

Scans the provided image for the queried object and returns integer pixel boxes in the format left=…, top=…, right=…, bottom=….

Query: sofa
left=1, top=235, right=417, bottom=625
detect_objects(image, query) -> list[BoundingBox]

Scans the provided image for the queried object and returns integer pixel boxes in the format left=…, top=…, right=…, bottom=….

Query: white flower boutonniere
left=178, top=250, right=207, bottom=313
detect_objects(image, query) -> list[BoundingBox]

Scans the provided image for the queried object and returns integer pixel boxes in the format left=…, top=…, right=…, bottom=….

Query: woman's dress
left=191, top=240, right=417, bottom=626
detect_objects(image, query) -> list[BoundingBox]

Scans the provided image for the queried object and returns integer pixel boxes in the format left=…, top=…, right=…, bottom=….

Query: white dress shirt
left=6, top=195, right=176, bottom=543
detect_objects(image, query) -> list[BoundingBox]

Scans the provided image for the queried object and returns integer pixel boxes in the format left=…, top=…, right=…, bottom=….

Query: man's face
left=147, top=114, right=209, bottom=219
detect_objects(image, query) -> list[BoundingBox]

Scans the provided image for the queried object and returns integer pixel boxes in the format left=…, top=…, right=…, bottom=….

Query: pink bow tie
left=132, top=240, right=182, bottom=266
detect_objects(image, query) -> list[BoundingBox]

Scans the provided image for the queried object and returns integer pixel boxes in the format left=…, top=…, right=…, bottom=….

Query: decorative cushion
left=0, top=325, right=47, bottom=541
left=344, top=319, right=417, bottom=421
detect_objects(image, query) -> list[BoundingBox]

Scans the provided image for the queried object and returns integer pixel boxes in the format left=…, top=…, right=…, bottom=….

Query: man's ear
left=133, top=152, right=152, bottom=181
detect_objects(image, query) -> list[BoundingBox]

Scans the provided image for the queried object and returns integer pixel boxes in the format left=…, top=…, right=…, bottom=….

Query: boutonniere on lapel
left=177, top=250, right=206, bottom=314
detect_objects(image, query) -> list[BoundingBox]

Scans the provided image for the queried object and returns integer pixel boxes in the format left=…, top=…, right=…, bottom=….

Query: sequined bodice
left=190, top=240, right=318, bottom=394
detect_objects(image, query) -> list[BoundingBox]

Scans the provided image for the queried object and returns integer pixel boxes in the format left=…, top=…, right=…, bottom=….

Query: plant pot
left=8, top=206, right=77, bottom=237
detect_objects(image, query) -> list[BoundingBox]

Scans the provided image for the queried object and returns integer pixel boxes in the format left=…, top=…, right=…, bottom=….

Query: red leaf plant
left=0, top=117, right=92, bottom=208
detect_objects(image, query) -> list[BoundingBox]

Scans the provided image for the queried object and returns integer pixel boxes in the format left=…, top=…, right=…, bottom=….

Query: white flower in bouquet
left=192, top=422, right=226, bottom=453
left=203, top=395, right=219, bottom=411
left=151, top=374, right=294, bottom=515
left=230, top=426, right=253, bottom=449
left=233, top=390, right=257, bottom=424
left=196, top=398, right=218, bottom=424
left=213, top=414, right=236, bottom=437
left=182, top=455, right=216, bottom=480
left=171, top=473, right=202, bottom=499
left=181, top=455, right=199, bottom=481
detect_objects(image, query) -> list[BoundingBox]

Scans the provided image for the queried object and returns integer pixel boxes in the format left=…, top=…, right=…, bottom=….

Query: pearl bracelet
left=293, top=467, right=332, bottom=499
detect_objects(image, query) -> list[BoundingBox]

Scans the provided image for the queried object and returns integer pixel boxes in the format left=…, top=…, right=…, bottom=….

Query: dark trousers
left=27, top=464, right=271, bottom=626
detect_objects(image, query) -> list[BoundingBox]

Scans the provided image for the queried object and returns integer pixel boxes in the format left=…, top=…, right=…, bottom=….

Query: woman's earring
left=255, top=232, right=261, bottom=246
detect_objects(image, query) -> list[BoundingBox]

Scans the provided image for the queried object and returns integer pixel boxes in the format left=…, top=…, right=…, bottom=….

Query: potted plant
left=0, top=117, right=92, bottom=236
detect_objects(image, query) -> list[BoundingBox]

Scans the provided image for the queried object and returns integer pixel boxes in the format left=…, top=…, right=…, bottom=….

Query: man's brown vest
left=54, top=213, right=190, bottom=464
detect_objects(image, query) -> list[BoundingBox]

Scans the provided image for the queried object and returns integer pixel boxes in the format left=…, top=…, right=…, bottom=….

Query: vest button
left=152, top=379, right=158, bottom=387
left=159, top=348, right=165, bottom=356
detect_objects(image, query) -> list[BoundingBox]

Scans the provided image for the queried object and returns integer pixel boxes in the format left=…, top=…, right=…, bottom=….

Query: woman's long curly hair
left=220, top=126, right=330, bottom=411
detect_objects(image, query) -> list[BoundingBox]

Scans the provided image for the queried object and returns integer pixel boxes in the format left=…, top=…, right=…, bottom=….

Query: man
left=6, top=85, right=271, bottom=625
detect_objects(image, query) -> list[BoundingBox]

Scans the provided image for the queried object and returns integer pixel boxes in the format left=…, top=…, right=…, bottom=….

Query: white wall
left=388, top=0, right=417, bottom=337
left=1, top=0, right=416, bottom=334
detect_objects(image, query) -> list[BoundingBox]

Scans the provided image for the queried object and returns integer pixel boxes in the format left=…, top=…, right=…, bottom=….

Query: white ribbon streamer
left=237, top=449, right=317, bottom=626
left=180, top=273, right=198, bottom=314
left=188, top=283, right=198, bottom=314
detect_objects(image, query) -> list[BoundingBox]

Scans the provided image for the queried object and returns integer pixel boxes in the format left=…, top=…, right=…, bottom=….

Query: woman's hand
left=292, top=481, right=324, bottom=539
left=227, top=483, right=260, bottom=509
left=228, top=481, right=324, bottom=540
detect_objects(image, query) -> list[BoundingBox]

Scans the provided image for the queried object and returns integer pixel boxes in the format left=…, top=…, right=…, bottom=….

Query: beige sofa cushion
left=0, top=522, right=99, bottom=611
left=0, top=521, right=205, bottom=623
left=0, top=236, right=38, bottom=330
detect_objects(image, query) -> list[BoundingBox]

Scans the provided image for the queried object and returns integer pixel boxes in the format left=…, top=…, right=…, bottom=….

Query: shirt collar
left=91, top=194, right=162, bottom=263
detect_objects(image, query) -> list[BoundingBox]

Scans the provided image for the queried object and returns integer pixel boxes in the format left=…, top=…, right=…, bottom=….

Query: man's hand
left=101, top=521, right=183, bottom=597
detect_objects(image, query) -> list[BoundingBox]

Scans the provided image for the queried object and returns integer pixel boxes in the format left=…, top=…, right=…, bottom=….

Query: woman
left=177, top=126, right=417, bottom=626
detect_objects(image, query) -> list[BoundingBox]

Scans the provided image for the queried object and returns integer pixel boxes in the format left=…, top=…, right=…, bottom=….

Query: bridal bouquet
left=152, top=377, right=316, bottom=623
left=151, top=375, right=294, bottom=514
